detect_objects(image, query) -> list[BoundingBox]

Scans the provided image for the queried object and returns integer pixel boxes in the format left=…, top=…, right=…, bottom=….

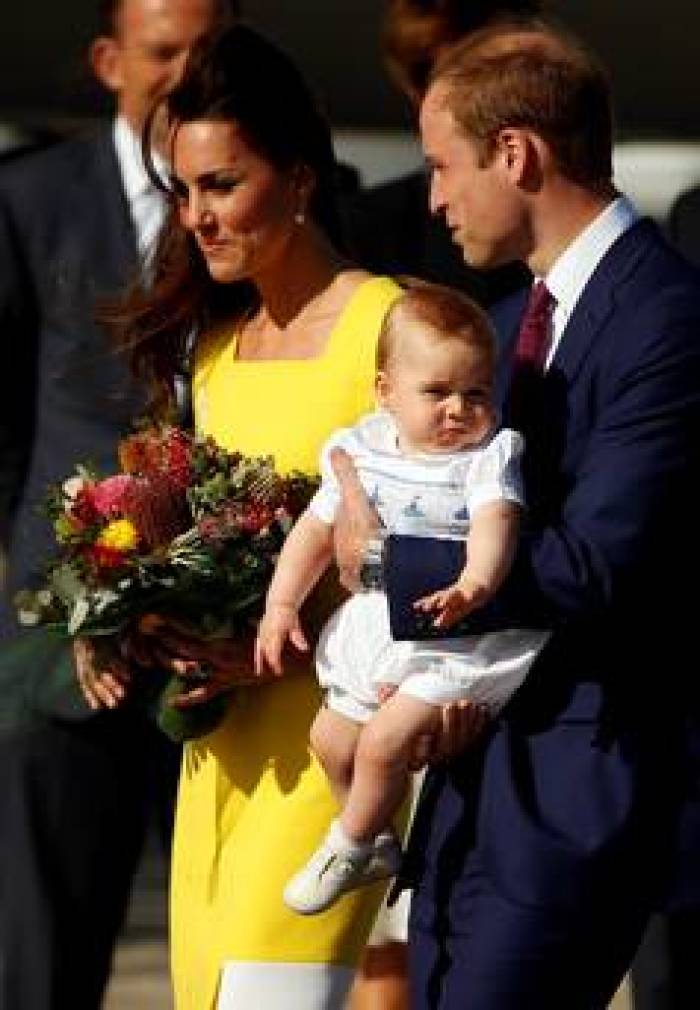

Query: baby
left=255, top=281, right=548, bottom=914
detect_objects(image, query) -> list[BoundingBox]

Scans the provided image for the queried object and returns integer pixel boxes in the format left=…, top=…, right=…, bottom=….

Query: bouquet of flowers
left=15, top=425, right=317, bottom=741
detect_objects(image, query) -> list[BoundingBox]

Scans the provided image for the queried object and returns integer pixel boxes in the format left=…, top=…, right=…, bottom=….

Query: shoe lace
left=318, top=851, right=359, bottom=881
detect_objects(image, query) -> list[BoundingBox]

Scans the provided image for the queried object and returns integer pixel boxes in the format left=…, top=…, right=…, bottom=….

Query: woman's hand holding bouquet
left=15, top=424, right=317, bottom=741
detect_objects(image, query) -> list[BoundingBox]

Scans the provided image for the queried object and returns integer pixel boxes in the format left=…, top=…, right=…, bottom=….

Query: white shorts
left=315, top=591, right=546, bottom=724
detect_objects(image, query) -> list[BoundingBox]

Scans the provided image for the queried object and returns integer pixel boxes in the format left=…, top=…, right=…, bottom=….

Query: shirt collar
left=544, top=195, right=640, bottom=319
left=113, top=115, right=168, bottom=203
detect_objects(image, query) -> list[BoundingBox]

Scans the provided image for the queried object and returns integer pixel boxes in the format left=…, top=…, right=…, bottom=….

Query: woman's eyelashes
left=201, top=174, right=242, bottom=194
left=169, top=174, right=242, bottom=202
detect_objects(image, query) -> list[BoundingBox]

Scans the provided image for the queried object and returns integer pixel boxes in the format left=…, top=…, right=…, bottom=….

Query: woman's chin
left=206, top=260, right=247, bottom=284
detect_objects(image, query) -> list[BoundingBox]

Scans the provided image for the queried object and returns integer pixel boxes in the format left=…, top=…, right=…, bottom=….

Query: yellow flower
left=96, top=518, right=139, bottom=551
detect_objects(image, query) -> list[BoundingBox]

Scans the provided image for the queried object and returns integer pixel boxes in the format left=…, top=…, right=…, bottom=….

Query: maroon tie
left=508, top=281, right=554, bottom=429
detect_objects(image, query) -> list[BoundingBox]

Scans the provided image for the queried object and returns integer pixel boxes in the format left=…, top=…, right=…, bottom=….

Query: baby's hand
left=414, top=578, right=489, bottom=630
left=254, top=603, right=309, bottom=677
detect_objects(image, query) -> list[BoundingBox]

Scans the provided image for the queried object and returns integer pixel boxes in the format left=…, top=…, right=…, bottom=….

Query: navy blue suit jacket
left=388, top=218, right=700, bottom=911
left=0, top=125, right=144, bottom=598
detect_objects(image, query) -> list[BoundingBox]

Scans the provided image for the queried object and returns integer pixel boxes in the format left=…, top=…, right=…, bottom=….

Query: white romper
left=310, top=410, right=549, bottom=723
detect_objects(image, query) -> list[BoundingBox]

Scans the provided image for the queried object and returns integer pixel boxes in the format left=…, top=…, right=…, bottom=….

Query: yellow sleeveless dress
left=171, top=276, right=401, bottom=1010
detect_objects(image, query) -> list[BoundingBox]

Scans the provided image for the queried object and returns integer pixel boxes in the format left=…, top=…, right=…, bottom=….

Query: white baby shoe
left=283, top=821, right=402, bottom=915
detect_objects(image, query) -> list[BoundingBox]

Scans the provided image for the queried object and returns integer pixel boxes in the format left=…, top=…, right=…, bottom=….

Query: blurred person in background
left=0, top=1, right=238, bottom=1008
left=668, top=184, right=700, bottom=267
left=340, top=0, right=538, bottom=307
left=631, top=186, right=700, bottom=1010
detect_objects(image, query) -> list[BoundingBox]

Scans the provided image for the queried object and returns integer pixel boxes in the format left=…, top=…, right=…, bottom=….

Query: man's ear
left=89, top=36, right=124, bottom=94
left=497, top=127, right=547, bottom=189
left=496, top=128, right=529, bottom=180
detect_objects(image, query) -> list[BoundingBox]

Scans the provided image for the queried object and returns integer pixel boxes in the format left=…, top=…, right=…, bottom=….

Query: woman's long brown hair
left=106, top=23, right=342, bottom=418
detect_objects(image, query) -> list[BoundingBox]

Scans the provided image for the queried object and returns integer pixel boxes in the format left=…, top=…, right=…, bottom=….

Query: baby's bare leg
left=340, top=693, right=440, bottom=844
left=309, top=705, right=363, bottom=805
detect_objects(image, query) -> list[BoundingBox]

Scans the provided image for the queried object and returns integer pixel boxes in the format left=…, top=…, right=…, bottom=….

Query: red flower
left=71, top=487, right=100, bottom=526
left=121, top=475, right=190, bottom=549
left=118, top=426, right=193, bottom=491
left=240, top=502, right=275, bottom=533
left=82, top=544, right=128, bottom=569
left=164, top=428, right=193, bottom=490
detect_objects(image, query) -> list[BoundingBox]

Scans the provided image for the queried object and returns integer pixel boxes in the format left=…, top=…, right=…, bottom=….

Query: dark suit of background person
left=668, top=184, right=700, bottom=268
left=0, top=2, right=233, bottom=1006
left=620, top=179, right=700, bottom=1010
left=376, top=28, right=700, bottom=1010
left=0, top=120, right=176, bottom=1010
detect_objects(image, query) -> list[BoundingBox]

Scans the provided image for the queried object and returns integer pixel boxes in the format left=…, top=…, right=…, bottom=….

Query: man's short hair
left=97, top=0, right=240, bottom=39
left=432, top=19, right=613, bottom=190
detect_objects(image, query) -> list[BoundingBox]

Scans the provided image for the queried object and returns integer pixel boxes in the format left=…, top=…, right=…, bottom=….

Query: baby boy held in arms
left=255, top=281, right=549, bottom=914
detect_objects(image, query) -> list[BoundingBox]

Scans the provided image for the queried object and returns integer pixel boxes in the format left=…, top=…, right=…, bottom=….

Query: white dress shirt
left=542, top=195, right=640, bottom=368
left=113, top=116, right=168, bottom=262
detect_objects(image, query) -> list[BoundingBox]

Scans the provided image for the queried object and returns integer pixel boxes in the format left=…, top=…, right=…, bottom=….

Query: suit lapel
left=493, top=220, right=658, bottom=412
left=65, top=124, right=139, bottom=294
left=548, top=218, right=657, bottom=387
left=53, top=125, right=146, bottom=415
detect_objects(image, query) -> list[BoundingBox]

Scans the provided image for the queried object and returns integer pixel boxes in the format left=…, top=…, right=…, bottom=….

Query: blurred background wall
left=0, top=0, right=697, bottom=135
left=1, top=1, right=699, bottom=218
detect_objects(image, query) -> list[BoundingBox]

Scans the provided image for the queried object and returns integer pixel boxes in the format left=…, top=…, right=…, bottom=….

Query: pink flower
left=90, top=475, right=137, bottom=518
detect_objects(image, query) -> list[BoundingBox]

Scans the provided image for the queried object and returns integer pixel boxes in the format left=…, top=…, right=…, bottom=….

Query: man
left=0, top=2, right=237, bottom=1007
left=333, top=19, right=700, bottom=1009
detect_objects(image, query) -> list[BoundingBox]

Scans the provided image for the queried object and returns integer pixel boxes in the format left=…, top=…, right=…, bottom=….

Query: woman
left=104, top=23, right=402, bottom=1010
